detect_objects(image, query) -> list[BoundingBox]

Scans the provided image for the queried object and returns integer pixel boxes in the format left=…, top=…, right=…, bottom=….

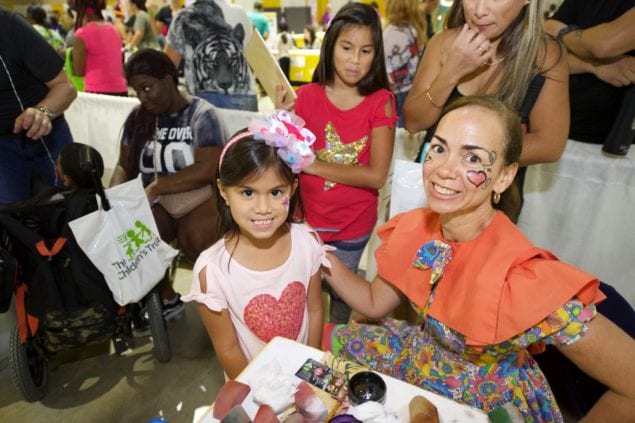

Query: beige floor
left=0, top=266, right=225, bottom=423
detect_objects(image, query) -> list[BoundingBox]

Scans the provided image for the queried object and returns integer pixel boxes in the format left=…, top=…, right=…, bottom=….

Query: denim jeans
left=196, top=91, right=258, bottom=112
left=325, top=233, right=371, bottom=324
left=0, top=117, right=73, bottom=204
left=394, top=89, right=409, bottom=128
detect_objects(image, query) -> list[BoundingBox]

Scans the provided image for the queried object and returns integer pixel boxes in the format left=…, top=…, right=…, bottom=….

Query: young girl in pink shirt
left=183, top=111, right=330, bottom=379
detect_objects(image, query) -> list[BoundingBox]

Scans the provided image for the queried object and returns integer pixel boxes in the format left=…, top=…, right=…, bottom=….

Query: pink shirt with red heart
left=183, top=223, right=329, bottom=361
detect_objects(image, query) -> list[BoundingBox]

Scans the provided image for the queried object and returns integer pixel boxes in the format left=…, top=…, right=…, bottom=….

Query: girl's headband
left=219, top=110, right=316, bottom=174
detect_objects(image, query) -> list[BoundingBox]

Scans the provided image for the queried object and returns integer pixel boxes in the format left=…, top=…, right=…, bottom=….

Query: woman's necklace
left=484, top=56, right=505, bottom=66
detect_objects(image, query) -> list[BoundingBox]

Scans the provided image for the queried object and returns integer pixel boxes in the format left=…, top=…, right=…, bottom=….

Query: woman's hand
left=144, top=180, right=160, bottom=202
left=444, top=24, right=495, bottom=77
left=592, top=55, right=635, bottom=87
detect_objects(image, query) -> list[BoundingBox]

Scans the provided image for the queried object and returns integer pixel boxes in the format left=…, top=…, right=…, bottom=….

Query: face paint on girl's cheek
left=282, top=196, right=290, bottom=212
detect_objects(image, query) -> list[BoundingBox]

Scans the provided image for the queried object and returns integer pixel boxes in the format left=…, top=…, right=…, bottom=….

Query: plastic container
left=347, top=371, right=387, bottom=405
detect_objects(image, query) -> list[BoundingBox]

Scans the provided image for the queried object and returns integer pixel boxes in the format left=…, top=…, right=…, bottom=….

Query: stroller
left=0, top=149, right=172, bottom=402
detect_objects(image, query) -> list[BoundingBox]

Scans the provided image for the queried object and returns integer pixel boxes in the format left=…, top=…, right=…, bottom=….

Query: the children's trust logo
left=117, top=220, right=153, bottom=260
left=112, top=220, right=162, bottom=280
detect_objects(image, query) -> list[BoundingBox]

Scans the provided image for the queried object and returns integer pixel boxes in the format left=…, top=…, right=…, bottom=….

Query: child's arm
left=306, top=270, right=324, bottom=349
left=302, top=99, right=396, bottom=190
left=197, top=305, right=248, bottom=379
left=275, top=83, right=296, bottom=111
left=196, top=268, right=249, bottom=380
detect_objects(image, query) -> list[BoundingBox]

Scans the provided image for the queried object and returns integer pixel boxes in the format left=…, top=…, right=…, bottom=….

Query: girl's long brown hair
left=313, top=2, right=390, bottom=96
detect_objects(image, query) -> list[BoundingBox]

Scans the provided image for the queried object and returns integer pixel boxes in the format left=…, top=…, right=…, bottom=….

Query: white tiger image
left=192, top=24, right=250, bottom=94
left=166, top=0, right=254, bottom=97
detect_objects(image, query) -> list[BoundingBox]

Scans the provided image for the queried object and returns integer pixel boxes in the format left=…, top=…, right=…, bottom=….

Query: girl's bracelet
left=425, top=86, right=442, bottom=109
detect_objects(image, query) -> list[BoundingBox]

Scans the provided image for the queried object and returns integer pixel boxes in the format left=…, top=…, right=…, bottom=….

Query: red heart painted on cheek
left=466, top=170, right=487, bottom=187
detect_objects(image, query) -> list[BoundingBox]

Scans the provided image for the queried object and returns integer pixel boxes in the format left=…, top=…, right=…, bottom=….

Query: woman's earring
left=492, top=191, right=501, bottom=204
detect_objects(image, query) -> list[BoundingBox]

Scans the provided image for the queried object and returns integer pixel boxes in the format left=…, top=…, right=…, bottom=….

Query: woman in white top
left=383, top=0, right=426, bottom=127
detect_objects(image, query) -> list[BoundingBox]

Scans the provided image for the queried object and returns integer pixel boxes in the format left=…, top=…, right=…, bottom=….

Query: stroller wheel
left=9, top=325, right=48, bottom=402
left=145, top=289, right=172, bottom=363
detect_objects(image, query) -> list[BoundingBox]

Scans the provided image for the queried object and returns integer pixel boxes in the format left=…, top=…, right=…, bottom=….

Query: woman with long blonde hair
left=383, top=0, right=426, bottom=127
left=404, top=0, right=568, bottom=218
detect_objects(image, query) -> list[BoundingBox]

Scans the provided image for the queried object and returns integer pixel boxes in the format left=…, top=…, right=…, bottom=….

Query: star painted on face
left=315, top=121, right=367, bottom=190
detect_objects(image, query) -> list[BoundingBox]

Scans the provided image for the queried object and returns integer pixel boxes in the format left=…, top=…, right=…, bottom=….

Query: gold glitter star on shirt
left=315, top=121, right=368, bottom=190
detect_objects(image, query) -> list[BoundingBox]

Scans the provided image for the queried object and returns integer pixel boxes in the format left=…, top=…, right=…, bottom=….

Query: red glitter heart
left=243, top=281, right=306, bottom=343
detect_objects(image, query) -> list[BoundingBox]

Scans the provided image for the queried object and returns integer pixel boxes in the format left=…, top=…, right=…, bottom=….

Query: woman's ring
left=477, top=46, right=485, bottom=56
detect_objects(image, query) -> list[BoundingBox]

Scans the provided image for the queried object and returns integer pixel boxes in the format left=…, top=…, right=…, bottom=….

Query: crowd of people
left=2, top=0, right=634, bottom=421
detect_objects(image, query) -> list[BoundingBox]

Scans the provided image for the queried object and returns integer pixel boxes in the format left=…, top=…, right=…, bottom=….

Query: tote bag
left=68, top=175, right=178, bottom=305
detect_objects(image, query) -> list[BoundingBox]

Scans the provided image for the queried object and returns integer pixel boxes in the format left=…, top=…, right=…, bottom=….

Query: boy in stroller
left=56, top=142, right=105, bottom=191
left=0, top=143, right=171, bottom=402
left=2, top=143, right=118, bottom=349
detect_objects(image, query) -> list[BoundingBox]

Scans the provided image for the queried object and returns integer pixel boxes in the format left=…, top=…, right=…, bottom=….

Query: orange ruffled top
left=375, top=209, right=606, bottom=347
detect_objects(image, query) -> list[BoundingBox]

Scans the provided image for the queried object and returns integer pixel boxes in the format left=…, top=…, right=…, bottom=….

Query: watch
left=557, top=24, right=580, bottom=42
left=37, top=105, right=57, bottom=121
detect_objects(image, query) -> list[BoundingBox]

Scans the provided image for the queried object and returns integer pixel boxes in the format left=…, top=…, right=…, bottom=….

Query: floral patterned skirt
left=325, top=316, right=576, bottom=423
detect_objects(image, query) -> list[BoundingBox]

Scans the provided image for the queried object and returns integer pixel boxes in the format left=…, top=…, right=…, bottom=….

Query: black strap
left=519, top=75, right=546, bottom=127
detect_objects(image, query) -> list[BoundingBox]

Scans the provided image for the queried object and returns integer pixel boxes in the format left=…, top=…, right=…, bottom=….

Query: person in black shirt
left=545, top=1, right=635, bottom=143
left=0, top=9, right=77, bottom=204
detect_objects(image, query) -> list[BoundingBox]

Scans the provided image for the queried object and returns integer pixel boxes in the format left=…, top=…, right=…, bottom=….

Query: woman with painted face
left=323, top=96, right=635, bottom=421
left=110, top=49, right=227, bottom=319
left=404, top=0, right=569, bottom=220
